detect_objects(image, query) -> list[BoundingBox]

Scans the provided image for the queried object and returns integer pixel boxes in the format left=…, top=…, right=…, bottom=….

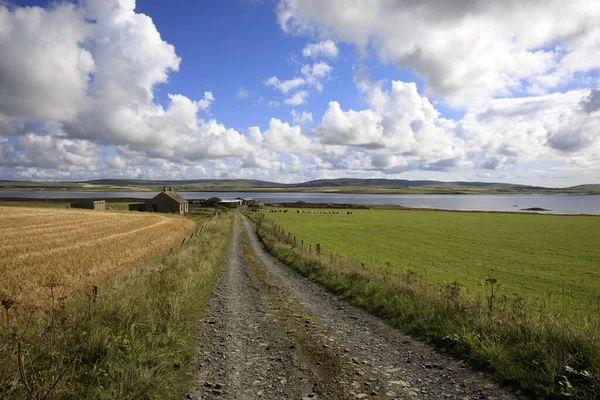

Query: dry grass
left=0, top=206, right=195, bottom=306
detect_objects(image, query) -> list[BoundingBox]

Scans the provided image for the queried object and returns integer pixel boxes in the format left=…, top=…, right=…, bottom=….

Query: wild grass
left=0, top=212, right=232, bottom=399
left=0, top=206, right=195, bottom=306
left=248, top=211, right=600, bottom=399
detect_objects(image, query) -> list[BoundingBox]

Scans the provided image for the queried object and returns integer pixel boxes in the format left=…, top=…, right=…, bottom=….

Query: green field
left=264, top=208, right=600, bottom=315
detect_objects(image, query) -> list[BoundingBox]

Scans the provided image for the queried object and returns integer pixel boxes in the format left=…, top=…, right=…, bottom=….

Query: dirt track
left=189, top=212, right=526, bottom=399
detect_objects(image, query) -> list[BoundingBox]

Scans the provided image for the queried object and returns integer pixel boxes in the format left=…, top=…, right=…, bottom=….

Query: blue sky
left=0, top=0, right=599, bottom=186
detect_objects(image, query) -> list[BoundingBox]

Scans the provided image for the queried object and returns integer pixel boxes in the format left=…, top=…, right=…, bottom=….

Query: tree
left=205, top=197, right=221, bottom=207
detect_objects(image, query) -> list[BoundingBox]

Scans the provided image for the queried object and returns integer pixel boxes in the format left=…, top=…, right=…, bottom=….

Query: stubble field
left=0, top=206, right=196, bottom=305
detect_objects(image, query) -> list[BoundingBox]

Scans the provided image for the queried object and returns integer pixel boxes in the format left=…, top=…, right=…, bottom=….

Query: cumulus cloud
left=581, top=89, right=600, bottom=114
left=310, top=73, right=600, bottom=174
left=278, top=0, right=600, bottom=100
left=291, top=109, right=313, bottom=125
left=0, top=0, right=253, bottom=178
left=284, top=90, right=309, bottom=105
left=301, top=61, right=332, bottom=91
left=302, top=39, right=338, bottom=58
left=1, top=0, right=598, bottom=185
left=0, top=3, right=94, bottom=121
left=265, top=76, right=305, bottom=94
left=4, top=133, right=103, bottom=171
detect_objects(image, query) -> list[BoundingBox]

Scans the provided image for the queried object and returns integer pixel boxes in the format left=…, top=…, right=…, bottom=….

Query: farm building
left=236, top=197, right=254, bottom=205
left=128, top=203, right=146, bottom=212
left=236, top=197, right=264, bottom=208
left=146, top=190, right=188, bottom=215
left=219, top=199, right=243, bottom=207
left=70, top=200, right=105, bottom=210
left=248, top=200, right=264, bottom=209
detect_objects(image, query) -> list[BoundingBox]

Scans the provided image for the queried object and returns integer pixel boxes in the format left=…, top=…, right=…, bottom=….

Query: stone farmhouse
left=145, top=188, right=188, bottom=215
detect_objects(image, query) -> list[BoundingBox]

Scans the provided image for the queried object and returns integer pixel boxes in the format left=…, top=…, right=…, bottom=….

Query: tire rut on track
left=191, top=212, right=528, bottom=400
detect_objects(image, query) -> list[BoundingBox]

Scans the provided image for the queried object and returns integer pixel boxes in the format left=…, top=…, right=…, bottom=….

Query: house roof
left=154, top=191, right=187, bottom=203
left=220, top=199, right=243, bottom=203
left=237, top=197, right=254, bottom=201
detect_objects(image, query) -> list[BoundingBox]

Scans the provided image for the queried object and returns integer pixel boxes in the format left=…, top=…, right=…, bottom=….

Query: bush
left=204, top=197, right=221, bottom=207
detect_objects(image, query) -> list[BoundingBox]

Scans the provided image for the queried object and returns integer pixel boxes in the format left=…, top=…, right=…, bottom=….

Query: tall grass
left=248, top=213, right=600, bottom=399
left=0, top=213, right=232, bottom=399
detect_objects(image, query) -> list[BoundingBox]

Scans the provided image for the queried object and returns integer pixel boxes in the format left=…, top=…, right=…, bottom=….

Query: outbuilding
left=219, top=199, right=243, bottom=207
left=70, top=200, right=105, bottom=210
left=146, top=189, right=188, bottom=215
left=236, top=197, right=254, bottom=206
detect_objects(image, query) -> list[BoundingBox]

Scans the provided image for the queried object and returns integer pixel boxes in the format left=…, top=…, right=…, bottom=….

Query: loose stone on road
left=190, top=212, right=526, bottom=399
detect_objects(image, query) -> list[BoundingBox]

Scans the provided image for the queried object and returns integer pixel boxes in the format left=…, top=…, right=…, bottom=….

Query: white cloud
left=265, top=76, right=305, bottom=94
left=197, top=92, right=214, bottom=110
left=278, top=0, right=600, bottom=100
left=1, top=0, right=598, bottom=186
left=3, top=133, right=103, bottom=171
left=263, top=118, right=314, bottom=155
left=312, top=74, right=600, bottom=174
left=0, top=0, right=251, bottom=176
left=268, top=101, right=280, bottom=107
left=291, top=109, right=313, bottom=125
left=0, top=3, right=94, bottom=121
left=284, top=90, right=309, bottom=106
left=301, top=61, right=332, bottom=91
left=236, top=87, right=250, bottom=99
left=107, top=155, right=127, bottom=170
left=302, top=39, right=338, bottom=58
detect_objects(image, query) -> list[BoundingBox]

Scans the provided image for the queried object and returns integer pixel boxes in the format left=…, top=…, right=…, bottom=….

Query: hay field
left=0, top=206, right=195, bottom=305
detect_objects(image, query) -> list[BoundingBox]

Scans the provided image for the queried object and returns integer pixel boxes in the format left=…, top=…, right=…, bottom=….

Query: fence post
left=301, top=239, right=304, bottom=251
left=316, top=243, right=321, bottom=257
left=181, top=238, right=186, bottom=246
left=92, top=285, right=98, bottom=302
left=309, top=244, right=312, bottom=254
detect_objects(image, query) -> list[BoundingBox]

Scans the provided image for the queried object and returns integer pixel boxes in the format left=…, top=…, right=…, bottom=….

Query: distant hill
left=81, top=178, right=598, bottom=193
left=86, top=178, right=281, bottom=188
left=1, top=178, right=597, bottom=194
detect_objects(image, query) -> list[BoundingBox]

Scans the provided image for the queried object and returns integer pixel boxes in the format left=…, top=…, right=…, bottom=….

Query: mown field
left=264, top=208, right=600, bottom=315
left=0, top=206, right=232, bottom=399
left=0, top=206, right=195, bottom=305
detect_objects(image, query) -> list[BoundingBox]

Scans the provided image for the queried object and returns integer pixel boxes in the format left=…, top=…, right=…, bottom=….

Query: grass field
left=252, top=208, right=600, bottom=397
left=264, top=208, right=600, bottom=315
left=0, top=206, right=195, bottom=306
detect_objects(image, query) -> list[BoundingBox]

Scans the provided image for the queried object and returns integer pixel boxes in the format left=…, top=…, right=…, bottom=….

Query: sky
left=0, top=0, right=599, bottom=187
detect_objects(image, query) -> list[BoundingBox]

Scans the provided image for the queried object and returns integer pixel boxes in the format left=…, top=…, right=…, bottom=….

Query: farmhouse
left=236, top=197, right=264, bottom=208
left=70, top=200, right=105, bottom=210
left=146, top=189, right=188, bottom=215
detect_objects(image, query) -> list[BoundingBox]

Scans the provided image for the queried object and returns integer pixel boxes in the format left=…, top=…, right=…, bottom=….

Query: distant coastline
left=0, top=178, right=598, bottom=195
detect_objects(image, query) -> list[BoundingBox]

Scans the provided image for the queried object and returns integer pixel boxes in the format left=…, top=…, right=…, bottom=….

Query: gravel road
left=189, top=212, right=527, bottom=400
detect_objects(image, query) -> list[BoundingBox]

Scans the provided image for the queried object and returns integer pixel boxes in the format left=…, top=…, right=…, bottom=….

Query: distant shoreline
left=0, top=188, right=598, bottom=195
